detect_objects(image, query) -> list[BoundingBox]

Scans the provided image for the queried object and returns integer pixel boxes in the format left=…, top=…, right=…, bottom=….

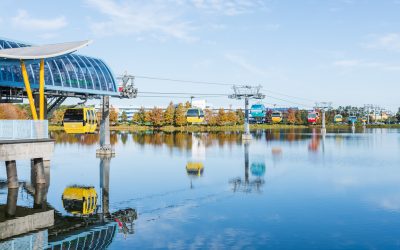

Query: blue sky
left=1, top=0, right=400, bottom=110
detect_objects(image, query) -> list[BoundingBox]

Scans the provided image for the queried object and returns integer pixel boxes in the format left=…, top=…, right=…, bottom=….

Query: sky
left=0, top=0, right=400, bottom=110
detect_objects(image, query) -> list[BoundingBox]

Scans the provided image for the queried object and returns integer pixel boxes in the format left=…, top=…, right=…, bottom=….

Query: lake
left=1, top=128, right=400, bottom=249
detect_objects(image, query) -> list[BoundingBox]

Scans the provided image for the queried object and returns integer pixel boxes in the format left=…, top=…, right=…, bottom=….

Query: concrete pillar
left=33, top=183, right=47, bottom=209
left=5, top=160, right=18, bottom=189
left=243, top=97, right=252, bottom=140
left=100, top=156, right=111, bottom=218
left=6, top=187, right=18, bottom=218
left=97, top=96, right=114, bottom=155
left=43, top=160, right=50, bottom=188
left=32, top=158, right=46, bottom=184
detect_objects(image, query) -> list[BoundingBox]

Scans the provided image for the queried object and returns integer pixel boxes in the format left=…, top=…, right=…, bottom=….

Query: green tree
left=236, top=109, right=244, bottom=125
left=121, top=111, right=128, bottom=123
left=164, top=102, right=175, bottom=125
left=174, top=103, right=187, bottom=126
left=132, top=107, right=146, bottom=124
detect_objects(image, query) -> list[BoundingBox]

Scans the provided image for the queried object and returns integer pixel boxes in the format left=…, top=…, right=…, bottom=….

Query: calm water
left=1, top=128, right=400, bottom=249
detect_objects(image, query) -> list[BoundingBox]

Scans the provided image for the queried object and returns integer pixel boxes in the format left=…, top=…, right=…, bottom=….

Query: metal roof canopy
left=0, top=40, right=92, bottom=60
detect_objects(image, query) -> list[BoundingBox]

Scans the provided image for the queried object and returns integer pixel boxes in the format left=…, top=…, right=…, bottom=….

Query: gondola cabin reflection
left=186, top=162, right=204, bottom=176
left=63, top=107, right=97, bottom=134
left=62, top=186, right=98, bottom=216
left=186, top=108, right=205, bottom=124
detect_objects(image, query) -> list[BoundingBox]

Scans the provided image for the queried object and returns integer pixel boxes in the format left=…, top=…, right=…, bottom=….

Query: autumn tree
left=164, top=102, right=175, bottom=125
left=0, top=104, right=29, bottom=119
left=287, top=109, right=296, bottom=124
left=109, top=109, right=118, bottom=125
left=226, top=110, right=238, bottom=125
left=174, top=103, right=187, bottom=126
left=216, top=108, right=227, bottom=126
left=150, top=107, right=164, bottom=127
left=204, top=109, right=217, bottom=126
left=50, top=108, right=66, bottom=125
left=185, top=101, right=191, bottom=109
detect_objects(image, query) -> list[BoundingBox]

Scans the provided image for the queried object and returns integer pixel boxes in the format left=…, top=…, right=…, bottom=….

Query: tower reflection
left=230, top=142, right=265, bottom=193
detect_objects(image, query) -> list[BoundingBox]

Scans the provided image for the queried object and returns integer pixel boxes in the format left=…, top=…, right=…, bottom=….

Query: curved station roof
left=0, top=38, right=119, bottom=97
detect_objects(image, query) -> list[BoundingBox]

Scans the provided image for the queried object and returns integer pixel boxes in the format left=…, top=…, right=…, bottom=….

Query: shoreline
left=49, top=123, right=400, bottom=132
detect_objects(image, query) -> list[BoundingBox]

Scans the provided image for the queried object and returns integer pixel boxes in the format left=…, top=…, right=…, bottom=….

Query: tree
left=216, top=108, right=227, bottom=126
left=174, top=103, right=187, bottom=126
left=396, top=108, right=400, bottom=123
left=50, top=108, right=66, bottom=125
left=226, top=110, right=238, bottom=125
left=132, top=107, right=146, bottom=124
left=109, top=109, right=118, bottom=125
left=287, top=109, right=296, bottom=124
left=236, top=109, right=245, bottom=125
left=0, top=104, right=28, bottom=119
left=164, top=102, right=175, bottom=125
left=121, top=111, right=128, bottom=123
left=204, top=109, right=217, bottom=126
left=185, top=101, right=191, bottom=109
left=150, top=107, right=164, bottom=127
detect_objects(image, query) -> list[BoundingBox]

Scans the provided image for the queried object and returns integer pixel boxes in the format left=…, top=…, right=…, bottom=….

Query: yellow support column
left=39, top=59, right=45, bottom=120
left=21, top=60, right=38, bottom=120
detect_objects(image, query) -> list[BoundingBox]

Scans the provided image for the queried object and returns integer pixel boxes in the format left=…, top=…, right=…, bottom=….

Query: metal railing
left=0, top=120, right=49, bottom=140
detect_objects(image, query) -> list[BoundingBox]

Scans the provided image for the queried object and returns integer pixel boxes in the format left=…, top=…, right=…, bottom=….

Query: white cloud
left=333, top=59, right=400, bottom=71
left=224, top=53, right=286, bottom=79
left=191, top=0, right=266, bottom=16
left=12, top=9, right=67, bottom=31
left=365, top=33, right=400, bottom=52
left=85, top=0, right=266, bottom=41
left=85, top=0, right=196, bottom=42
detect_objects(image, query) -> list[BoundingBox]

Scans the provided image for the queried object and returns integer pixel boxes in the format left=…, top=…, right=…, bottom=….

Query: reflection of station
left=0, top=155, right=137, bottom=248
left=230, top=142, right=266, bottom=193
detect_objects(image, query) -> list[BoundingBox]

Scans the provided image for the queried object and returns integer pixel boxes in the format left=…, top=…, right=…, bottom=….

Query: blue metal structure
left=0, top=38, right=118, bottom=97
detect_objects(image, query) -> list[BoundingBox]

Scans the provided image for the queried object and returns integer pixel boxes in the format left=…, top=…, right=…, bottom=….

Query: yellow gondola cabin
left=62, top=186, right=98, bottom=216
left=63, top=107, right=97, bottom=134
left=271, top=111, right=283, bottom=123
left=186, top=108, right=205, bottom=124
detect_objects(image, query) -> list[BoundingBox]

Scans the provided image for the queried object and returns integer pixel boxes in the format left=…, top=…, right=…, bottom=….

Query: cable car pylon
left=229, top=85, right=265, bottom=140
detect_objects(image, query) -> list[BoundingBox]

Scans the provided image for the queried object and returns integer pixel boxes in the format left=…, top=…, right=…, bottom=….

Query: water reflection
left=186, top=134, right=205, bottom=189
left=230, top=142, right=265, bottom=193
left=0, top=154, right=137, bottom=249
left=3, top=128, right=400, bottom=248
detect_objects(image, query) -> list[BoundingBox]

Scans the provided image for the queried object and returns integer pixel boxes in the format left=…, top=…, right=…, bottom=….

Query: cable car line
left=135, top=75, right=233, bottom=86
left=134, top=75, right=315, bottom=105
left=139, top=91, right=228, bottom=96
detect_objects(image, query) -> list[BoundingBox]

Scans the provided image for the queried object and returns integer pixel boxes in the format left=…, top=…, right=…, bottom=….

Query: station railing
left=0, top=120, right=49, bottom=140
